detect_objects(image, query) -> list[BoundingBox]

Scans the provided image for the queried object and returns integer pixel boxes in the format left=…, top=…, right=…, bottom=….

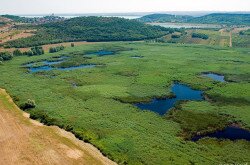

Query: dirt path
left=0, top=88, right=116, bottom=165
left=229, top=31, right=232, bottom=47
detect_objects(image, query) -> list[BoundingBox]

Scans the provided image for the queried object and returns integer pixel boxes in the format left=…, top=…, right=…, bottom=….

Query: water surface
left=87, top=50, right=114, bottom=56
left=135, top=83, right=203, bottom=115
left=192, top=127, right=250, bottom=141
left=203, top=73, right=225, bottom=82
left=26, top=58, right=95, bottom=73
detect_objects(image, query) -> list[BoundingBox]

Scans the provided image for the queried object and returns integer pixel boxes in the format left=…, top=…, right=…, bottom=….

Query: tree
left=71, top=43, right=75, bottom=47
left=21, top=99, right=36, bottom=110
left=0, top=52, right=13, bottom=61
left=13, top=49, right=23, bottom=56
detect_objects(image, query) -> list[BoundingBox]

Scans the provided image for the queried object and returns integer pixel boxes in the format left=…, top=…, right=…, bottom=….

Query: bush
left=192, top=33, right=209, bottom=40
left=13, top=49, right=23, bottom=56
left=171, top=34, right=181, bottom=38
left=20, top=99, right=36, bottom=110
left=49, top=45, right=65, bottom=53
left=23, top=47, right=44, bottom=56
left=71, top=43, right=75, bottom=47
left=0, top=51, right=13, bottom=61
left=29, top=110, right=57, bottom=126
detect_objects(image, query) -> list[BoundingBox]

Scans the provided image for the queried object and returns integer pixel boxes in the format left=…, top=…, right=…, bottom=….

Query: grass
left=0, top=42, right=249, bottom=164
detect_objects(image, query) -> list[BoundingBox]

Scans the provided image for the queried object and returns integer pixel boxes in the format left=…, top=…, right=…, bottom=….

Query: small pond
left=87, top=50, right=114, bottom=56
left=203, top=73, right=225, bottom=82
left=135, top=83, right=204, bottom=115
left=192, top=126, right=250, bottom=142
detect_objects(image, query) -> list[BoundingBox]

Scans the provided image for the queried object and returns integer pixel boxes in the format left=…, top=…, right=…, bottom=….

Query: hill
left=138, top=13, right=250, bottom=25
left=4, top=16, right=173, bottom=48
left=189, top=13, right=250, bottom=25
left=137, top=14, right=193, bottom=23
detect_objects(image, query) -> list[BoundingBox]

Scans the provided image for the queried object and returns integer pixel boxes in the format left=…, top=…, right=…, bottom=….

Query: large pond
left=203, top=73, right=225, bottom=82
left=135, top=83, right=204, bottom=115
left=192, top=126, right=250, bottom=141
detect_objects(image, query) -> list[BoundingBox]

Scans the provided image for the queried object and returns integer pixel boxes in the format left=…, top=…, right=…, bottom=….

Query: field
left=0, top=42, right=249, bottom=164
left=161, top=29, right=231, bottom=47
left=0, top=88, right=115, bottom=165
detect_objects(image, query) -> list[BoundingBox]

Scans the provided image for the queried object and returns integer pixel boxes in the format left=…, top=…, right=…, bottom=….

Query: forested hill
left=189, top=13, right=250, bottom=25
left=138, top=13, right=250, bottom=25
left=137, top=14, right=193, bottom=23
left=4, top=16, right=173, bottom=48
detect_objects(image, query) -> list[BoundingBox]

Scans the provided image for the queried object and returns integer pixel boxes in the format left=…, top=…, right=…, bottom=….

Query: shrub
left=49, top=45, right=65, bottom=53
left=171, top=34, right=181, bottom=38
left=192, top=33, right=209, bottom=40
left=71, top=43, right=75, bottom=47
left=29, top=110, right=57, bottom=126
left=20, top=99, right=36, bottom=110
left=30, top=46, right=44, bottom=56
left=13, top=49, right=23, bottom=56
left=0, top=51, right=13, bottom=61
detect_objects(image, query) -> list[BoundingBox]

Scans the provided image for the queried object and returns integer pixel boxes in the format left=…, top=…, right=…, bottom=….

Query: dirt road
left=0, top=88, right=116, bottom=165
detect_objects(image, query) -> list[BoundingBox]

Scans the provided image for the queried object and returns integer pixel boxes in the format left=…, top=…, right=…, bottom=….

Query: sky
left=0, top=0, right=250, bottom=15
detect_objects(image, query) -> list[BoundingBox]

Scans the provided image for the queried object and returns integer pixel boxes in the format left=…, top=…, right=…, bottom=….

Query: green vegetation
left=4, top=17, right=174, bottom=48
left=0, top=51, right=13, bottom=61
left=20, top=99, right=36, bottom=110
left=0, top=21, right=6, bottom=27
left=192, top=33, right=209, bottom=39
left=156, top=29, right=231, bottom=47
left=138, top=13, right=250, bottom=25
left=49, top=45, right=65, bottom=53
left=167, top=109, right=230, bottom=139
left=0, top=42, right=249, bottom=164
left=233, top=29, right=250, bottom=48
left=138, top=14, right=192, bottom=23
left=1, top=14, right=65, bottom=24
left=189, top=13, right=250, bottom=25
left=23, top=46, right=44, bottom=56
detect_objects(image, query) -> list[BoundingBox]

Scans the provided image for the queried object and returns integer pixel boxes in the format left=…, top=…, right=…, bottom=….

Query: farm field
left=0, top=88, right=115, bottom=165
left=0, top=42, right=249, bottom=164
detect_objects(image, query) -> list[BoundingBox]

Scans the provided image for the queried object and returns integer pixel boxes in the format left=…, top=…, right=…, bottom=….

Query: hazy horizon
left=1, top=0, right=250, bottom=15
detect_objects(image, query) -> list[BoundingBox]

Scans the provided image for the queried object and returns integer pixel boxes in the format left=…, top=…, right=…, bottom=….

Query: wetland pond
left=87, top=50, right=114, bottom=56
left=203, top=73, right=225, bottom=82
left=26, top=58, right=95, bottom=73
left=192, top=126, right=250, bottom=142
left=135, top=83, right=204, bottom=115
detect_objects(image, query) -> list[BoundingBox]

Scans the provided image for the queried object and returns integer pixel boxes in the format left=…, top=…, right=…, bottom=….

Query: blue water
left=29, top=64, right=95, bottom=73
left=192, top=127, right=250, bottom=141
left=27, top=58, right=95, bottom=73
left=135, top=83, right=204, bottom=115
left=203, top=73, right=225, bottom=82
left=87, top=50, right=114, bottom=56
